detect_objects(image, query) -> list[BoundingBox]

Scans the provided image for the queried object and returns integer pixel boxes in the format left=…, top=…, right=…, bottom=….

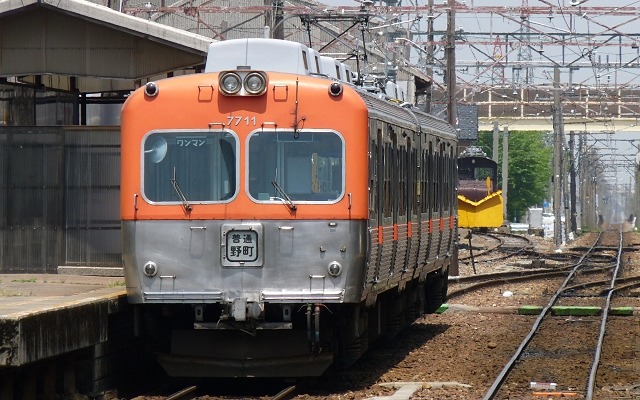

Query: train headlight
left=143, top=261, right=158, bottom=277
left=327, top=261, right=342, bottom=277
left=244, top=72, right=267, bottom=95
left=328, top=82, right=343, bottom=97
left=219, top=72, right=242, bottom=95
left=144, top=82, right=159, bottom=97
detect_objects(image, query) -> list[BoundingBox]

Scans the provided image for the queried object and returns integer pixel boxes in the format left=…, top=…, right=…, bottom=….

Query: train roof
left=460, top=146, right=487, bottom=158
left=458, top=146, right=497, bottom=165
left=358, top=89, right=457, bottom=140
left=205, top=38, right=314, bottom=76
left=458, top=155, right=498, bottom=168
left=205, top=38, right=359, bottom=84
left=204, top=38, right=456, bottom=140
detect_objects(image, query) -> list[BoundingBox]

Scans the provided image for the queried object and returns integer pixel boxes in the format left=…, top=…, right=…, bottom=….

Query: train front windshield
left=248, top=131, right=344, bottom=202
left=141, top=130, right=344, bottom=205
left=142, top=130, right=238, bottom=203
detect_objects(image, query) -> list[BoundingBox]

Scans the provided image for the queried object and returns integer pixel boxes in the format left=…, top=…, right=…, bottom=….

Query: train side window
left=391, top=130, right=399, bottom=220
left=376, top=127, right=384, bottom=223
left=452, top=146, right=457, bottom=210
left=382, top=142, right=392, bottom=218
left=436, top=143, right=444, bottom=213
left=430, top=143, right=437, bottom=213
left=444, top=144, right=449, bottom=209
left=247, top=131, right=344, bottom=202
left=398, top=141, right=407, bottom=217
left=142, top=130, right=238, bottom=203
left=411, top=147, right=419, bottom=218
left=442, top=146, right=448, bottom=210
left=369, top=137, right=378, bottom=215
left=420, top=148, right=428, bottom=214
left=423, top=145, right=430, bottom=214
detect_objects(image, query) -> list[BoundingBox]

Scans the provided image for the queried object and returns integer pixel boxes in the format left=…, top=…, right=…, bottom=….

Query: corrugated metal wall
left=0, top=127, right=120, bottom=273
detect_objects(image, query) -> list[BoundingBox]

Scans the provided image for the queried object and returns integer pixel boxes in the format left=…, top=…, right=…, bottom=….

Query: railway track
left=482, top=230, right=629, bottom=399
left=448, top=248, right=628, bottom=301
left=134, top=379, right=297, bottom=399
left=165, top=386, right=197, bottom=400
left=458, top=231, right=534, bottom=273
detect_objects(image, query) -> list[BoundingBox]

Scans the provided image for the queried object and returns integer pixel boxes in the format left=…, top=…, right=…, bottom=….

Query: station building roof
left=0, top=0, right=213, bottom=93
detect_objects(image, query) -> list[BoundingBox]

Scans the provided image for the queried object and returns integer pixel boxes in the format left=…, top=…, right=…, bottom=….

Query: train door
left=419, top=139, right=430, bottom=267
left=365, top=124, right=382, bottom=289
left=436, top=141, right=445, bottom=258
left=394, top=129, right=409, bottom=278
left=446, top=144, right=456, bottom=254
left=427, top=139, right=437, bottom=265
left=407, top=135, right=420, bottom=274
left=415, top=129, right=427, bottom=271
left=377, top=126, right=397, bottom=280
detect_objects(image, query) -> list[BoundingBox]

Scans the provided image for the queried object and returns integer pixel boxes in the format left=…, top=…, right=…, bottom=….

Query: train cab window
left=142, top=131, right=238, bottom=203
left=247, top=131, right=344, bottom=203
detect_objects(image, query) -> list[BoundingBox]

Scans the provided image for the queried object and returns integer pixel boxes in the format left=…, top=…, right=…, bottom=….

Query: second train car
left=120, top=38, right=458, bottom=377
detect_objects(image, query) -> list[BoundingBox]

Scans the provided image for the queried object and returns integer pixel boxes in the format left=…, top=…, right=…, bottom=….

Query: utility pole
left=492, top=121, right=499, bottom=163
left=446, top=0, right=456, bottom=128
left=425, top=0, right=434, bottom=114
left=564, top=146, right=571, bottom=242
left=270, top=0, right=284, bottom=40
left=502, top=126, right=509, bottom=223
left=578, top=132, right=583, bottom=229
left=569, top=130, right=578, bottom=233
left=553, top=67, right=564, bottom=248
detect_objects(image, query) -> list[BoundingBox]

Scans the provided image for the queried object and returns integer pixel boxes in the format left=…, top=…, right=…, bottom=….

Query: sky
left=314, top=0, right=640, bottom=184
left=312, top=0, right=640, bottom=206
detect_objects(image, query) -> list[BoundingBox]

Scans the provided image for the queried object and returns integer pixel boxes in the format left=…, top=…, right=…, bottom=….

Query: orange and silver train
left=457, top=146, right=504, bottom=229
left=120, top=38, right=458, bottom=378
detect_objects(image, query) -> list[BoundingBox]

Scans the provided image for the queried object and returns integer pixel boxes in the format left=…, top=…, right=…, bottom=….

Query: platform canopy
left=0, top=0, right=213, bottom=92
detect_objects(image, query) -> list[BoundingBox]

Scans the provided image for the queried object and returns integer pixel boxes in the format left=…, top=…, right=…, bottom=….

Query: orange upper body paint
left=121, top=72, right=369, bottom=221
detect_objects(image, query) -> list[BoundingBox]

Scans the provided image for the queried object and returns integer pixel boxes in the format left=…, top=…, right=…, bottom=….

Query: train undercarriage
left=135, top=267, right=449, bottom=378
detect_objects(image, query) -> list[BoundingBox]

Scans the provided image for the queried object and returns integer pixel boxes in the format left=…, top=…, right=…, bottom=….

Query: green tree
left=476, top=131, right=553, bottom=222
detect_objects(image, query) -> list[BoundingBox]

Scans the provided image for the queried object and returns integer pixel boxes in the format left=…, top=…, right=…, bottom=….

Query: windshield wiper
left=171, top=167, right=192, bottom=212
left=271, top=180, right=297, bottom=211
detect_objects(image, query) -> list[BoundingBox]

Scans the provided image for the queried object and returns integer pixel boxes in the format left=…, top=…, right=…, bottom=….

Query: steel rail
left=482, top=231, right=604, bottom=400
left=459, top=232, right=532, bottom=263
left=165, top=386, right=197, bottom=400
left=586, top=229, right=623, bottom=400
left=562, top=274, right=640, bottom=294
left=271, top=385, right=296, bottom=400
left=458, top=233, right=502, bottom=261
left=448, top=259, right=621, bottom=300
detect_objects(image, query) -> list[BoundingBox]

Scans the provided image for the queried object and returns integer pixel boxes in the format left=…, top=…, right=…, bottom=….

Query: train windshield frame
left=458, top=157, right=498, bottom=182
left=141, top=129, right=238, bottom=204
left=247, top=130, right=345, bottom=204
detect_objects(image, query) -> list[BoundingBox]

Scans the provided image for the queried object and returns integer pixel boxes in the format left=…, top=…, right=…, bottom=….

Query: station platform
left=0, top=273, right=127, bottom=367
